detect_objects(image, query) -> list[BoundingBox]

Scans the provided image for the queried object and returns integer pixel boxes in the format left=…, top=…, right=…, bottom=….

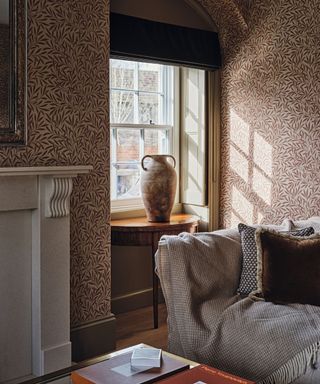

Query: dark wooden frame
left=0, top=0, right=26, bottom=145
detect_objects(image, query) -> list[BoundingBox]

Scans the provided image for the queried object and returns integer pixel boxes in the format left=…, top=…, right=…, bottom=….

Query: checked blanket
left=156, top=218, right=320, bottom=383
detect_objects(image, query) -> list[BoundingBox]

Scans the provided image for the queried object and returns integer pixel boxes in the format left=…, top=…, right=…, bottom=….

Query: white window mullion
left=164, top=66, right=168, bottom=125
left=166, top=128, right=172, bottom=154
left=140, top=128, right=145, bottom=158
left=111, top=128, right=117, bottom=200
left=159, top=66, right=164, bottom=125
left=134, top=62, right=139, bottom=124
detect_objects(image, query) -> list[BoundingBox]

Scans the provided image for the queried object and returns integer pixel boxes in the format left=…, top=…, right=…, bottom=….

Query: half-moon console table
left=111, top=214, right=199, bottom=328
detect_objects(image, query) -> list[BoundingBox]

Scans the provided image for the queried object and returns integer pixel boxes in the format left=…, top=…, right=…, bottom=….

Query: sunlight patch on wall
left=228, top=110, right=274, bottom=226
left=230, top=211, right=243, bottom=227
left=232, top=186, right=253, bottom=223
left=230, top=145, right=249, bottom=182
left=230, top=109, right=250, bottom=154
left=253, top=167, right=272, bottom=204
left=253, top=132, right=273, bottom=177
left=258, top=211, right=264, bottom=224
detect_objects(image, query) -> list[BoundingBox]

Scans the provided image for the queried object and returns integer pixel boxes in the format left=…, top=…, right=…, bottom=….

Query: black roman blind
left=110, top=12, right=221, bottom=70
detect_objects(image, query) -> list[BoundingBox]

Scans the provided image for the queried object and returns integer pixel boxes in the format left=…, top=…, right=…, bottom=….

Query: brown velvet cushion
left=255, top=229, right=320, bottom=305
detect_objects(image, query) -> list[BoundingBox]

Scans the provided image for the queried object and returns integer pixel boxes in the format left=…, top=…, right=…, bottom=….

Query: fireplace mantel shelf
left=0, top=165, right=92, bottom=176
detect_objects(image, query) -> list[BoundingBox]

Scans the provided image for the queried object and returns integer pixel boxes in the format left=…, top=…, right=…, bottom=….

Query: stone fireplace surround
left=0, top=166, right=91, bottom=383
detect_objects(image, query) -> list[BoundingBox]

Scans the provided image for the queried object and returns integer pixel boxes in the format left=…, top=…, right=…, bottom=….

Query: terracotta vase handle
left=165, top=155, right=176, bottom=168
left=141, top=155, right=153, bottom=171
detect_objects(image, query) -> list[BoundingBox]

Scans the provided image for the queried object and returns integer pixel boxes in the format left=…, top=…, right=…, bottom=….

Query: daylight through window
left=110, top=59, right=175, bottom=203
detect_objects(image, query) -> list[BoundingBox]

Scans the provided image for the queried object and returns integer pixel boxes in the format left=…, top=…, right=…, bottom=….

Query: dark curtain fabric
left=110, top=13, right=221, bottom=70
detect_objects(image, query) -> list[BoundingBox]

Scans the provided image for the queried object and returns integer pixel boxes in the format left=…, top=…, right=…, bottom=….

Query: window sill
left=110, top=202, right=183, bottom=221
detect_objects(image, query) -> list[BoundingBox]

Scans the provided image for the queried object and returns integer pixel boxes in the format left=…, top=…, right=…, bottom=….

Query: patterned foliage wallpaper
left=198, top=0, right=320, bottom=228
left=1, top=0, right=319, bottom=328
left=0, top=0, right=110, bottom=327
left=0, top=24, right=9, bottom=128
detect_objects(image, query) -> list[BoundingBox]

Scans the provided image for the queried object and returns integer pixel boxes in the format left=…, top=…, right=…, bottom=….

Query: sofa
left=155, top=217, right=320, bottom=384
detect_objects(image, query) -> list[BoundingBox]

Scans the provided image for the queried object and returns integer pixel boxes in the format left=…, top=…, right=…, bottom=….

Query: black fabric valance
left=110, top=13, right=221, bottom=71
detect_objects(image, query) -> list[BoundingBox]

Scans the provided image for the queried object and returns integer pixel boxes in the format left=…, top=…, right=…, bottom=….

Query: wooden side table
left=111, top=214, right=199, bottom=328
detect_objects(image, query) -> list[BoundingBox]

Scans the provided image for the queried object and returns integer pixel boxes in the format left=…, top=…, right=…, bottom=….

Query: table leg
left=152, top=234, right=159, bottom=329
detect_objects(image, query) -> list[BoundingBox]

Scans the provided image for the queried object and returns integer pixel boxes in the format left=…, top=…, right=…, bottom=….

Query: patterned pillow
left=237, top=224, right=315, bottom=295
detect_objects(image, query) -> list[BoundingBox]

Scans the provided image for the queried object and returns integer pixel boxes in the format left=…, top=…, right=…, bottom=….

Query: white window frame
left=110, top=60, right=180, bottom=213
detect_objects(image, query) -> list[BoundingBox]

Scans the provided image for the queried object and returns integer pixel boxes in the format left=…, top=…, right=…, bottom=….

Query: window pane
left=116, top=129, right=140, bottom=161
left=110, top=59, right=134, bottom=89
left=113, top=129, right=141, bottom=199
left=139, top=62, right=160, bottom=92
left=110, top=90, right=134, bottom=124
left=114, top=164, right=141, bottom=199
left=144, top=129, right=168, bottom=155
left=139, top=93, right=160, bottom=124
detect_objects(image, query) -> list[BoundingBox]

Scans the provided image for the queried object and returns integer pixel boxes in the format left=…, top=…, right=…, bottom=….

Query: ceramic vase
left=140, top=154, right=177, bottom=222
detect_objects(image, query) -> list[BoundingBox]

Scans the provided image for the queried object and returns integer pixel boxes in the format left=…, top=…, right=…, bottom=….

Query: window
left=110, top=59, right=176, bottom=210
left=110, top=58, right=209, bottom=217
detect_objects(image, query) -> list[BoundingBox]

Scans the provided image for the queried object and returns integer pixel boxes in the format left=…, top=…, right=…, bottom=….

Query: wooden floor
left=116, top=303, right=168, bottom=351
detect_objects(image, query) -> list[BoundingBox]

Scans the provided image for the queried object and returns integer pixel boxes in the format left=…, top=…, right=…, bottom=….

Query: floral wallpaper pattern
left=198, top=0, right=320, bottom=228
left=0, top=0, right=110, bottom=327
left=0, top=0, right=319, bottom=328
